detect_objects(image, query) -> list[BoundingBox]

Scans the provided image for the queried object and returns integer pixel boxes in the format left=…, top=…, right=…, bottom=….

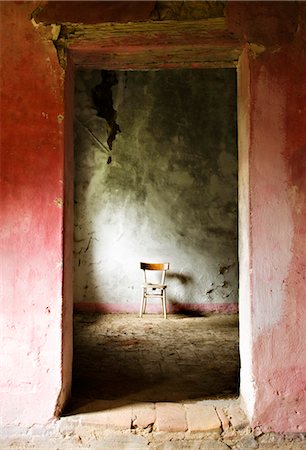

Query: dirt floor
left=2, top=313, right=305, bottom=449
left=67, top=312, right=239, bottom=411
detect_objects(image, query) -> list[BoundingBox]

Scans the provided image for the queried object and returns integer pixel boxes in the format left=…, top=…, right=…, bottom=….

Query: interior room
left=68, top=67, right=239, bottom=411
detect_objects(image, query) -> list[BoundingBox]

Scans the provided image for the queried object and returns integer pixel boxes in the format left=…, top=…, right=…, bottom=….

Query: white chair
left=140, top=262, right=170, bottom=319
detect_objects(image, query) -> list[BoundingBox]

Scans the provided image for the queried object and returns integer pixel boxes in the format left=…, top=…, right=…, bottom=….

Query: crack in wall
left=92, top=70, right=121, bottom=163
left=30, top=11, right=65, bottom=68
left=75, top=117, right=110, bottom=155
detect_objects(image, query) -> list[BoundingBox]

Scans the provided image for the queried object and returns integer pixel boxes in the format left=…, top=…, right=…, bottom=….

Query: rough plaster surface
left=0, top=1, right=69, bottom=425
left=237, top=48, right=255, bottom=422
left=250, top=44, right=306, bottom=432
left=74, top=69, right=238, bottom=310
left=252, top=64, right=294, bottom=337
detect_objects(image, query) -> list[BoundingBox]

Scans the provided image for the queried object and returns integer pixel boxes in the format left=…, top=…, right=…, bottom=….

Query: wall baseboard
left=73, top=302, right=238, bottom=314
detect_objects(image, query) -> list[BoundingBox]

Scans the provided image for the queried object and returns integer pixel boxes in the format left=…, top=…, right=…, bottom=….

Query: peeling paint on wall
left=92, top=70, right=121, bottom=160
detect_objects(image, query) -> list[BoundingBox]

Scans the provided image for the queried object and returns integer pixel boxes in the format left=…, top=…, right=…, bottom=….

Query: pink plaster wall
left=229, top=2, right=306, bottom=432
left=0, top=1, right=70, bottom=424
left=250, top=43, right=306, bottom=433
left=57, top=55, right=74, bottom=417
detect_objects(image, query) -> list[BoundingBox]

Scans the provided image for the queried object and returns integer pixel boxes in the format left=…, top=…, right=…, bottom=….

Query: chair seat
left=142, top=283, right=167, bottom=289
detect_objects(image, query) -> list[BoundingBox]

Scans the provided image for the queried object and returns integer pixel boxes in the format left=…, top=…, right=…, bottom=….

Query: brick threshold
left=61, top=398, right=246, bottom=434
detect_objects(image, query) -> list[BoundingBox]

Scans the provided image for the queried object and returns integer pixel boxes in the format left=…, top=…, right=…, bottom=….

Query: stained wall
left=73, top=69, right=238, bottom=313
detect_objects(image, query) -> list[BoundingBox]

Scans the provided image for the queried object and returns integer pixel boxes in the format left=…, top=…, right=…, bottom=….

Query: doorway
left=68, top=68, right=239, bottom=411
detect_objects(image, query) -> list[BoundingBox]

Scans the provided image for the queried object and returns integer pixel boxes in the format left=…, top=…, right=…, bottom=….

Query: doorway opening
left=66, top=68, right=239, bottom=413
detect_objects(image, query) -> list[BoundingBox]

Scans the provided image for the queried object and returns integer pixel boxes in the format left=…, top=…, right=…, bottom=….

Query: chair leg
left=162, top=289, right=167, bottom=319
left=140, top=288, right=145, bottom=318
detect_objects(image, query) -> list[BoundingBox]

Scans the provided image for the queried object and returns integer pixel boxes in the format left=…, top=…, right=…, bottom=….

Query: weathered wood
left=61, top=18, right=231, bottom=41
left=141, top=263, right=170, bottom=271
left=56, top=18, right=242, bottom=69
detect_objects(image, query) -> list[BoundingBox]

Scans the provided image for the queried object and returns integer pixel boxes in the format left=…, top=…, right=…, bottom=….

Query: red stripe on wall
left=73, top=302, right=238, bottom=314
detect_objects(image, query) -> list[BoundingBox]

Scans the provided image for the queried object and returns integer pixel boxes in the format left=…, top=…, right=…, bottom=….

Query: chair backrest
left=140, top=262, right=170, bottom=284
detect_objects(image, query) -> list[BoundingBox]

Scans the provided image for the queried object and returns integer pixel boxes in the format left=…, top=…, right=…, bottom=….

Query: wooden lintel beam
left=55, top=18, right=242, bottom=69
